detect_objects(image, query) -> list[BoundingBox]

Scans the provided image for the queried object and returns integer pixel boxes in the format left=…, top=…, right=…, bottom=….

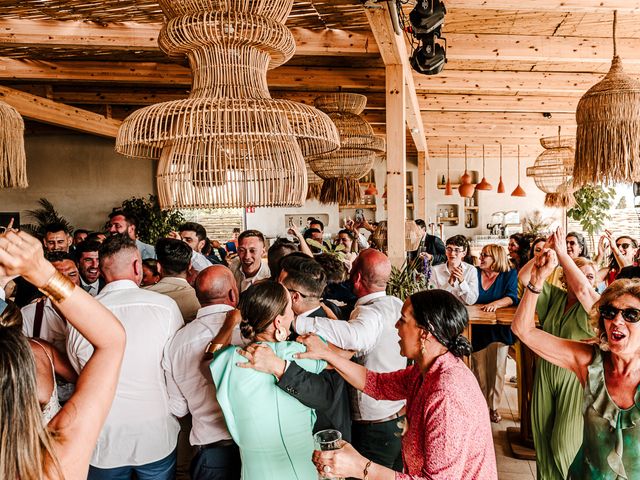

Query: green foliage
left=386, top=257, right=428, bottom=301
left=567, top=185, right=615, bottom=238
left=305, top=238, right=346, bottom=261
left=115, top=195, right=186, bottom=244
left=521, top=210, right=553, bottom=238
left=23, top=198, right=74, bottom=237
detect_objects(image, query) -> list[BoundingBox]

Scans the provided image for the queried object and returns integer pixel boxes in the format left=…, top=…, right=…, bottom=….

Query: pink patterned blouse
left=364, top=352, right=497, bottom=480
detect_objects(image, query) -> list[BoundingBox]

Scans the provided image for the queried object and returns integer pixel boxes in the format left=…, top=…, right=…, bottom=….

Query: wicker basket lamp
left=0, top=101, right=27, bottom=189
left=574, top=10, right=640, bottom=187
left=116, top=0, right=340, bottom=209
left=309, top=93, right=385, bottom=205
left=526, top=128, right=575, bottom=207
left=306, top=163, right=323, bottom=200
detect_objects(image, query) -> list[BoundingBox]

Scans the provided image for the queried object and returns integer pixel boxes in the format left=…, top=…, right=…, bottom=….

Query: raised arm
left=0, top=231, right=126, bottom=478
left=288, top=225, right=314, bottom=257
left=511, top=249, right=592, bottom=385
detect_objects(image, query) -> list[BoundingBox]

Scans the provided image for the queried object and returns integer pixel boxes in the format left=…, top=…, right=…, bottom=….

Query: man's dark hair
left=43, top=222, right=70, bottom=235
left=268, top=238, right=298, bottom=279
left=315, top=253, right=347, bottom=284
left=85, top=232, right=106, bottom=243
left=75, top=240, right=102, bottom=257
left=45, top=251, right=75, bottom=263
left=238, top=229, right=265, bottom=244
left=109, top=209, right=137, bottom=227
left=73, top=228, right=89, bottom=237
left=303, top=228, right=322, bottom=240
left=414, top=219, right=426, bottom=229
left=155, top=238, right=192, bottom=276
left=337, top=229, right=355, bottom=240
left=99, top=234, right=137, bottom=259
left=179, top=222, right=207, bottom=242
left=446, top=234, right=469, bottom=250
left=281, top=257, right=327, bottom=298
left=309, top=219, right=324, bottom=231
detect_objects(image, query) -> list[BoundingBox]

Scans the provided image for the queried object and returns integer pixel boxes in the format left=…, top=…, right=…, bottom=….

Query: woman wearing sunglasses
left=512, top=233, right=640, bottom=479
left=596, top=231, right=638, bottom=287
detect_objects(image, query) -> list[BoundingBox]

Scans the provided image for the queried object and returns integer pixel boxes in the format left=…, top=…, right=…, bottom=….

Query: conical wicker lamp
left=497, top=144, right=506, bottom=193
left=444, top=144, right=453, bottom=196
left=475, top=144, right=493, bottom=191
left=0, top=101, right=27, bottom=189
left=458, top=145, right=475, bottom=198
left=309, top=93, right=385, bottom=205
left=116, top=0, right=340, bottom=209
left=574, top=10, right=640, bottom=186
left=511, top=146, right=527, bottom=197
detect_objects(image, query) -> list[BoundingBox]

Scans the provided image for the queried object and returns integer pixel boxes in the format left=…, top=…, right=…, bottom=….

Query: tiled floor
left=494, top=358, right=537, bottom=479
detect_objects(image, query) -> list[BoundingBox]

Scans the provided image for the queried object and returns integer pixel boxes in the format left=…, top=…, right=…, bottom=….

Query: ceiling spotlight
left=408, top=1, right=447, bottom=76
left=409, top=0, right=446, bottom=35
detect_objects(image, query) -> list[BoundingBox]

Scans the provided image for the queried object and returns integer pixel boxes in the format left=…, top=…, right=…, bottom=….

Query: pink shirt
left=364, top=352, right=497, bottom=480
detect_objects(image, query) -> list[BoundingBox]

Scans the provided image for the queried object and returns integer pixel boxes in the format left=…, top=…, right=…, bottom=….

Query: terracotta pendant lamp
left=458, top=145, right=475, bottom=198
left=444, top=144, right=453, bottom=195
left=511, top=145, right=527, bottom=197
left=364, top=182, right=378, bottom=196
left=497, top=144, right=506, bottom=193
left=475, top=144, right=493, bottom=191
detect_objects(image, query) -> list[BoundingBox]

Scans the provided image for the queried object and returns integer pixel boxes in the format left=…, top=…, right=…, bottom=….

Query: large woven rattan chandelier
left=309, top=93, right=385, bottom=205
left=115, top=0, right=340, bottom=209
left=526, top=128, right=575, bottom=207
left=0, top=101, right=27, bottom=189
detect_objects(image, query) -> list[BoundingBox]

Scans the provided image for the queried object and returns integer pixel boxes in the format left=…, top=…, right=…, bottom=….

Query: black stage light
left=409, top=0, right=446, bottom=36
left=410, top=30, right=446, bottom=75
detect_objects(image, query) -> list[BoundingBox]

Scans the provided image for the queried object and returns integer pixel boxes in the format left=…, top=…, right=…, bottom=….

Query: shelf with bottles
left=436, top=204, right=459, bottom=225
left=462, top=191, right=479, bottom=228
left=436, top=170, right=479, bottom=190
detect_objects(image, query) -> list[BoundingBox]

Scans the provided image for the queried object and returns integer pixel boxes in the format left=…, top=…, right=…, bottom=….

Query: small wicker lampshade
left=116, top=0, right=340, bottom=209
left=544, top=180, right=576, bottom=208
left=527, top=128, right=575, bottom=197
left=0, top=101, right=27, bottom=189
left=309, top=93, right=385, bottom=205
left=574, top=10, right=640, bottom=186
left=306, top=163, right=323, bottom=200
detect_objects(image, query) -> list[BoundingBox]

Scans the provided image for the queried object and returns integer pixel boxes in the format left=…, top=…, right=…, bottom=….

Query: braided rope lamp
left=115, top=0, right=340, bottom=209
left=309, top=93, right=385, bottom=205
left=0, top=101, right=27, bottom=188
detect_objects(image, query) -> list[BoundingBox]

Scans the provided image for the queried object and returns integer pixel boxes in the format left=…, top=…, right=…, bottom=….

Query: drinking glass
left=313, top=429, right=343, bottom=480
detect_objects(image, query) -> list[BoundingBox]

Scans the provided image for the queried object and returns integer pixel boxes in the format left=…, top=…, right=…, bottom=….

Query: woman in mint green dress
left=513, top=228, right=640, bottom=480
left=211, top=281, right=326, bottom=480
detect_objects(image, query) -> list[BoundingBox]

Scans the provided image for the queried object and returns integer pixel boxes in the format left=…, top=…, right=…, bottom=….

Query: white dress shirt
left=191, top=251, right=213, bottom=272
left=230, top=258, right=271, bottom=293
left=22, top=298, right=67, bottom=353
left=428, top=261, right=479, bottom=305
left=80, top=278, right=100, bottom=297
left=295, top=291, right=405, bottom=421
left=66, top=279, right=183, bottom=468
left=162, top=304, right=247, bottom=447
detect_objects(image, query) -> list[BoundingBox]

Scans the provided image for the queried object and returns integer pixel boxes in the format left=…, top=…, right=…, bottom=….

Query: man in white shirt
left=76, top=240, right=104, bottom=296
left=229, top=229, right=270, bottom=292
left=67, top=234, right=183, bottom=480
left=163, top=265, right=242, bottom=480
left=293, top=248, right=405, bottom=471
left=428, top=234, right=479, bottom=305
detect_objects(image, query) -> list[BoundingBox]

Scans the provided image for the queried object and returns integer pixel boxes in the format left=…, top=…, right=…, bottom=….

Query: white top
left=162, top=304, right=247, bottom=446
left=428, top=262, right=479, bottom=305
left=295, top=291, right=405, bottom=421
left=80, top=278, right=100, bottom=297
left=31, top=339, right=62, bottom=425
left=191, top=251, right=213, bottom=272
left=22, top=298, right=67, bottom=353
left=230, top=258, right=271, bottom=293
left=66, top=280, right=183, bottom=468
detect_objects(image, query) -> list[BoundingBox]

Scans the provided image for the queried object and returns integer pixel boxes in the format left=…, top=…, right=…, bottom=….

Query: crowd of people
left=2, top=209, right=640, bottom=480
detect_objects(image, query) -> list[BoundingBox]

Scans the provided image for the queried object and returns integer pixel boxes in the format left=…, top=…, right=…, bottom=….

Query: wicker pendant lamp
left=458, top=145, right=475, bottom=198
left=0, top=101, right=27, bottom=189
left=574, top=10, right=640, bottom=186
left=116, top=0, right=340, bottom=209
left=526, top=126, right=575, bottom=207
left=497, top=144, right=505, bottom=193
left=308, top=93, right=385, bottom=205
left=475, top=144, right=493, bottom=191
left=444, top=144, right=453, bottom=196
left=511, top=145, right=527, bottom=197
left=306, top=164, right=323, bottom=200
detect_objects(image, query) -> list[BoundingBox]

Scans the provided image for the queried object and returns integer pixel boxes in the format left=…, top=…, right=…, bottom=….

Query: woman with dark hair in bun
left=298, top=289, right=497, bottom=480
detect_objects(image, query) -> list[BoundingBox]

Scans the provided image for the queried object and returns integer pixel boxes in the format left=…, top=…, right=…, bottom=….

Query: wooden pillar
left=385, top=64, right=406, bottom=267
left=416, top=150, right=427, bottom=220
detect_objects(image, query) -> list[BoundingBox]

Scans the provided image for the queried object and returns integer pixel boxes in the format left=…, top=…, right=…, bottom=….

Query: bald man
left=294, top=248, right=406, bottom=471
left=66, top=234, right=183, bottom=480
left=162, top=265, right=242, bottom=480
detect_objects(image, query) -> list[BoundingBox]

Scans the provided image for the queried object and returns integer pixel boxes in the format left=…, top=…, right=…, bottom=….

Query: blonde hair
left=591, top=279, right=640, bottom=340
left=482, top=244, right=511, bottom=273
left=0, top=301, right=62, bottom=480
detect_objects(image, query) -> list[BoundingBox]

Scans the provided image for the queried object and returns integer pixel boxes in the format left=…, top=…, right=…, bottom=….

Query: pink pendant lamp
left=511, top=145, right=527, bottom=197
left=458, top=145, right=475, bottom=198
left=475, top=144, right=493, bottom=191
left=444, top=144, right=453, bottom=195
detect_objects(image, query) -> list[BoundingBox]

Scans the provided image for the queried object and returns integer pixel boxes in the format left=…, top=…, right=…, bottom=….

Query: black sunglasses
left=616, top=243, right=632, bottom=250
left=599, top=305, right=640, bottom=323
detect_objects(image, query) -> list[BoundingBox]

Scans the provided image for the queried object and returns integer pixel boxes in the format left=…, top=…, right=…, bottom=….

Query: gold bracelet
left=363, top=460, right=373, bottom=480
left=38, top=271, right=75, bottom=304
left=203, top=341, right=226, bottom=361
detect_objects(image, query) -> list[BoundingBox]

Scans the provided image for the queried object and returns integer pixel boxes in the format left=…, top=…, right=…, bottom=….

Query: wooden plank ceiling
left=0, top=0, right=639, bottom=162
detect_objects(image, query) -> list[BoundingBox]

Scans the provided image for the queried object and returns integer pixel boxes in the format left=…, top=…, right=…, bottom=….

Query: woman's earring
left=599, top=332, right=610, bottom=352
left=420, top=340, right=428, bottom=355
left=275, top=327, right=288, bottom=342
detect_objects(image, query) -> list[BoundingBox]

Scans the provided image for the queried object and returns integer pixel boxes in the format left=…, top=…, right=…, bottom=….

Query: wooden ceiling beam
left=0, top=85, right=121, bottom=137
left=417, top=93, right=579, bottom=114
left=0, top=19, right=378, bottom=57
left=445, top=1, right=640, bottom=14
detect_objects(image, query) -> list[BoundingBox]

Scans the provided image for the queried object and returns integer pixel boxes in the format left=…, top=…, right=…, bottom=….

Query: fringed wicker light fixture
left=115, top=0, right=340, bottom=209
left=574, top=10, right=640, bottom=186
left=306, top=164, right=323, bottom=201
left=526, top=127, right=575, bottom=207
left=0, top=101, right=27, bottom=189
left=309, top=93, right=385, bottom=205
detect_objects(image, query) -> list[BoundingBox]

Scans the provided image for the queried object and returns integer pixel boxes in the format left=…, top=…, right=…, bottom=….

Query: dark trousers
left=190, top=443, right=241, bottom=480
left=88, top=448, right=177, bottom=480
left=352, top=416, right=404, bottom=472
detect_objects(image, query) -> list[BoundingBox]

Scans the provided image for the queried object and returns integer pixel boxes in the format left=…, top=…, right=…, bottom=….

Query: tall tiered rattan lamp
left=309, top=93, right=385, bottom=205
left=115, top=0, right=340, bottom=209
left=0, top=101, right=27, bottom=188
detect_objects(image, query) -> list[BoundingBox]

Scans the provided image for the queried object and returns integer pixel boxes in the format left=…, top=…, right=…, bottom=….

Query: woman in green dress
left=513, top=228, right=640, bottom=480
left=210, top=281, right=326, bottom=480
left=530, top=229, right=600, bottom=479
